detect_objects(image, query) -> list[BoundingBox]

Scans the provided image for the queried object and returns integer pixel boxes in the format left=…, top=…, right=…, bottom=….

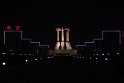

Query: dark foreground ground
left=0, top=56, right=123, bottom=83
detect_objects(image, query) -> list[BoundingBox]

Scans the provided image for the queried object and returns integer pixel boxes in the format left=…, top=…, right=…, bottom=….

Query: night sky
left=0, top=0, right=122, bottom=48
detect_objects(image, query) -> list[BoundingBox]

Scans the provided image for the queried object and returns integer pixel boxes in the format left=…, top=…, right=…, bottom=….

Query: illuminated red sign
left=6, top=26, right=11, bottom=30
left=16, top=26, right=21, bottom=30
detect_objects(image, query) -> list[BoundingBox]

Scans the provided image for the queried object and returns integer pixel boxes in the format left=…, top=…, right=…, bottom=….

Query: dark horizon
left=0, top=1, right=123, bottom=82
left=0, top=0, right=122, bottom=48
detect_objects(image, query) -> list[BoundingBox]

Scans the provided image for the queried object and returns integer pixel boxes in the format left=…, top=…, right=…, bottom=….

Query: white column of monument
left=65, top=28, right=72, bottom=50
left=61, top=27, right=64, bottom=50
left=56, top=28, right=60, bottom=42
left=62, top=27, right=64, bottom=42
left=66, top=28, right=69, bottom=41
left=55, top=28, right=61, bottom=50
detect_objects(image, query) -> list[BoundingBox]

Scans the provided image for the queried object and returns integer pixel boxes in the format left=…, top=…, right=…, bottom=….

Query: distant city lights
left=0, top=27, right=122, bottom=66
left=2, top=53, right=6, bottom=55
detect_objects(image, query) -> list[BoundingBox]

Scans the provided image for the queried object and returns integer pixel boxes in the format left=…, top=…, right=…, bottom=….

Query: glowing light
left=2, top=53, right=6, bottom=55
left=25, top=59, right=28, bottom=62
left=90, top=57, right=92, bottom=59
left=47, top=57, right=53, bottom=59
left=2, top=62, right=6, bottom=65
left=96, top=54, right=99, bottom=55
left=35, top=59, right=37, bottom=61
left=55, top=28, right=72, bottom=50
left=6, top=26, right=11, bottom=30
left=116, top=53, right=119, bottom=55
left=16, top=26, right=21, bottom=30
left=102, top=54, right=104, bottom=56
left=105, top=58, right=107, bottom=61
left=95, top=58, right=97, bottom=59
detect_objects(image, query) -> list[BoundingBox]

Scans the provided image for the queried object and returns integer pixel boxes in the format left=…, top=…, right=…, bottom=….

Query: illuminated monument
left=49, top=27, right=77, bottom=56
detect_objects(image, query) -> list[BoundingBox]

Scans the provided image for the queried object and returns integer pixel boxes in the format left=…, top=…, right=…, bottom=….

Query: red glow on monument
left=6, top=26, right=11, bottom=30
left=16, top=26, right=21, bottom=30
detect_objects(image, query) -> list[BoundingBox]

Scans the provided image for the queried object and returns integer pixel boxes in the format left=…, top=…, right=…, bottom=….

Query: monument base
left=49, top=50, right=77, bottom=56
